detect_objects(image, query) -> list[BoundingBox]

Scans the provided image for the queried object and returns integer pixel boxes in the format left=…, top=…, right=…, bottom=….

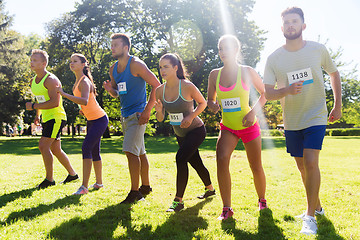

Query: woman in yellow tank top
left=57, top=53, right=108, bottom=195
left=207, top=35, right=267, bottom=220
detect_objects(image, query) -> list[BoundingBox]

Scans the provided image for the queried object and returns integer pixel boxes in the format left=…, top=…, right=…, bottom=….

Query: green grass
left=0, top=135, right=359, bottom=239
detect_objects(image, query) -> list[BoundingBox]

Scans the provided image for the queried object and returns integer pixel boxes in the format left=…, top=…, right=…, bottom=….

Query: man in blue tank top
left=103, top=33, right=160, bottom=204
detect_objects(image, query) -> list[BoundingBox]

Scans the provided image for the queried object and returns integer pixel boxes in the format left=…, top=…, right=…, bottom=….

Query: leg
left=50, top=140, right=77, bottom=176
left=139, top=153, right=150, bottom=186
left=216, top=130, right=239, bottom=207
left=294, top=156, right=322, bottom=212
left=302, top=149, right=321, bottom=217
left=38, top=136, right=56, bottom=181
left=93, top=160, right=103, bottom=185
left=81, top=158, right=92, bottom=188
left=125, top=152, right=141, bottom=191
left=243, top=136, right=266, bottom=199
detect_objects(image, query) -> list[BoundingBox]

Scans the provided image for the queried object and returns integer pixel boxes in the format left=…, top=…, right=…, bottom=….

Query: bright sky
left=4, top=0, right=359, bottom=75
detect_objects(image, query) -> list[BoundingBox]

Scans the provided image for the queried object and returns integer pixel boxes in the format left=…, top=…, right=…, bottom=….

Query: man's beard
left=284, top=29, right=302, bottom=40
left=112, top=52, right=123, bottom=59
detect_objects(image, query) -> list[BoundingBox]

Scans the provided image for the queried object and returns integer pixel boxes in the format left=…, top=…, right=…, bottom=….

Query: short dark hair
left=111, top=33, right=131, bottom=50
left=281, top=7, right=304, bottom=22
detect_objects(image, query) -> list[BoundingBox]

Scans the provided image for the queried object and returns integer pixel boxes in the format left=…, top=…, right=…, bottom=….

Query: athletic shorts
left=42, top=119, right=66, bottom=140
left=284, top=125, right=326, bottom=157
left=220, top=121, right=261, bottom=143
left=121, top=112, right=146, bottom=156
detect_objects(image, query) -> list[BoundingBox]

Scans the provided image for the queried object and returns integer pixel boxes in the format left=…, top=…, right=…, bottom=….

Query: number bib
left=287, top=68, right=314, bottom=86
left=169, top=113, right=184, bottom=125
left=221, top=97, right=241, bottom=112
left=35, top=95, right=46, bottom=103
left=117, top=82, right=127, bottom=94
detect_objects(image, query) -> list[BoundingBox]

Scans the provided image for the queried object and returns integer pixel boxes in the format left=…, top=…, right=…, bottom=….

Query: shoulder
left=130, top=56, right=147, bottom=69
left=109, top=63, right=116, bottom=73
left=155, top=83, right=165, bottom=98
left=45, top=73, right=60, bottom=87
left=208, top=68, right=221, bottom=81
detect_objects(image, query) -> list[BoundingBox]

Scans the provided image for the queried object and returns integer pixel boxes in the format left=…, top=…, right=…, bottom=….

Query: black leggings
left=175, top=125, right=212, bottom=198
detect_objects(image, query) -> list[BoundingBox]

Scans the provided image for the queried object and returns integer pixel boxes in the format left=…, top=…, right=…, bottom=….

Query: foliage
left=0, top=0, right=29, bottom=133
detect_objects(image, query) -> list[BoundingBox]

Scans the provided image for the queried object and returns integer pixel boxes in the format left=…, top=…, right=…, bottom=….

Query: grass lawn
left=0, top=135, right=359, bottom=239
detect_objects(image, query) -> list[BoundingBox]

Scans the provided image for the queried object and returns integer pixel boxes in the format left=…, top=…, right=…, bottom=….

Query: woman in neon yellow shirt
left=207, top=35, right=267, bottom=220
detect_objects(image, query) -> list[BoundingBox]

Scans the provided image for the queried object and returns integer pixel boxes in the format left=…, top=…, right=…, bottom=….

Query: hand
left=180, top=115, right=194, bottom=128
left=242, top=110, right=255, bottom=127
left=79, top=109, right=84, bottom=116
left=103, top=80, right=113, bottom=92
left=288, top=81, right=304, bottom=95
left=209, top=100, right=220, bottom=114
left=34, top=116, right=40, bottom=125
left=56, top=86, right=64, bottom=95
left=25, top=102, right=33, bottom=110
left=138, top=111, right=150, bottom=125
left=328, top=106, right=342, bottom=122
left=154, top=99, right=163, bottom=113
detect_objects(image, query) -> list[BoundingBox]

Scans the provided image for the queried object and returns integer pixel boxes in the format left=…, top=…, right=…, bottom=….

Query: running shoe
left=90, top=183, right=104, bottom=190
left=166, top=199, right=184, bottom=212
left=37, top=178, right=55, bottom=189
left=300, top=215, right=318, bottom=235
left=61, top=174, right=79, bottom=184
left=258, top=198, right=268, bottom=210
left=139, top=185, right=152, bottom=196
left=197, top=188, right=216, bottom=199
left=73, top=185, right=89, bottom=195
left=120, top=190, right=144, bottom=204
left=295, top=208, right=325, bottom=219
left=217, top=207, right=234, bottom=220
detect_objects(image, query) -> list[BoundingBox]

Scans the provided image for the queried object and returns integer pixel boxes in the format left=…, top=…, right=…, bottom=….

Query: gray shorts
left=121, top=112, right=146, bottom=156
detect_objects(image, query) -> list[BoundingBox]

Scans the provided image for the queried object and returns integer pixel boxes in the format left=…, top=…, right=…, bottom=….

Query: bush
left=326, top=128, right=360, bottom=136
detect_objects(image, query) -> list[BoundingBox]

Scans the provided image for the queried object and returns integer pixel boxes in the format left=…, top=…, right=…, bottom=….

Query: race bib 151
left=169, top=113, right=184, bottom=125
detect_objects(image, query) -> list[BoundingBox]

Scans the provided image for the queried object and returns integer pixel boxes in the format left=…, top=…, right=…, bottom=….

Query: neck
left=35, top=69, right=47, bottom=78
left=165, top=76, right=179, bottom=87
left=74, top=70, right=85, bottom=81
left=223, top=61, right=239, bottom=70
left=118, top=53, right=130, bottom=66
left=284, top=36, right=305, bottom=52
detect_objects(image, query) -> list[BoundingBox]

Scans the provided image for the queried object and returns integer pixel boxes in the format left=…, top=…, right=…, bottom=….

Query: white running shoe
left=295, top=208, right=325, bottom=219
left=300, top=215, right=318, bottom=235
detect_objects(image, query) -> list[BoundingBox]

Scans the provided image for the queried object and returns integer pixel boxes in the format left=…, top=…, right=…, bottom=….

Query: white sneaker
left=300, top=215, right=318, bottom=235
left=295, top=208, right=325, bottom=219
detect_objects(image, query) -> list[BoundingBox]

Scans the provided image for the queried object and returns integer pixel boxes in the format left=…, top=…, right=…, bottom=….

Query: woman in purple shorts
left=57, top=53, right=108, bottom=195
left=207, top=35, right=268, bottom=220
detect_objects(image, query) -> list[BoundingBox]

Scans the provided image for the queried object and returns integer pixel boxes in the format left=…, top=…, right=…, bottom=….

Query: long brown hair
left=72, top=53, right=97, bottom=95
left=160, top=53, right=188, bottom=80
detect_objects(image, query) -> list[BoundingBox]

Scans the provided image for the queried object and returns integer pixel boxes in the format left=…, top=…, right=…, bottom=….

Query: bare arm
left=135, top=60, right=161, bottom=125
left=328, top=70, right=342, bottom=122
left=207, top=69, right=220, bottom=113
left=103, top=64, right=119, bottom=98
left=57, top=79, right=90, bottom=106
left=154, top=85, right=165, bottom=122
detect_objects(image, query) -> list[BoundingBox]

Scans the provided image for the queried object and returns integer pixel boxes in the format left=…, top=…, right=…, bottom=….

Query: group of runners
left=25, top=7, right=341, bottom=235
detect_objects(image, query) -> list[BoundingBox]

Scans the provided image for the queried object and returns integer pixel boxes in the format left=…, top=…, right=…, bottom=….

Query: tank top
left=216, top=67, right=255, bottom=130
left=162, top=80, right=203, bottom=137
left=112, top=56, right=147, bottom=117
left=31, top=72, right=67, bottom=122
left=73, top=76, right=106, bottom=121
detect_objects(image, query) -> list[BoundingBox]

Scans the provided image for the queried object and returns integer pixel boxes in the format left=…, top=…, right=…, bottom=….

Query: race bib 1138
left=287, top=68, right=313, bottom=86
left=221, top=97, right=241, bottom=112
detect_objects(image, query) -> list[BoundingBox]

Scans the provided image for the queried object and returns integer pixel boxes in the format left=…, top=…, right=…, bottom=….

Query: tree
left=0, top=0, right=29, bottom=134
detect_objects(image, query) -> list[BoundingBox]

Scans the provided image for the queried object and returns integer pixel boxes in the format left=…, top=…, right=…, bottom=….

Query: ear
left=302, top=23, right=306, bottom=31
left=174, top=64, right=178, bottom=72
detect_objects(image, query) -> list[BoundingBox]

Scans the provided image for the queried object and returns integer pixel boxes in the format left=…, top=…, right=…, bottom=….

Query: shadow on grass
left=1, top=194, right=81, bottom=226
left=0, top=187, right=37, bottom=208
left=221, top=208, right=285, bottom=240
left=49, top=198, right=213, bottom=240
left=316, top=215, right=345, bottom=240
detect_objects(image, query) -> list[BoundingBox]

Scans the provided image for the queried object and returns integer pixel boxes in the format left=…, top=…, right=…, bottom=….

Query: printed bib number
left=117, top=82, right=127, bottom=94
left=35, top=95, right=46, bottom=103
left=221, top=97, right=241, bottom=112
left=287, top=68, right=313, bottom=86
left=169, top=113, right=184, bottom=125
